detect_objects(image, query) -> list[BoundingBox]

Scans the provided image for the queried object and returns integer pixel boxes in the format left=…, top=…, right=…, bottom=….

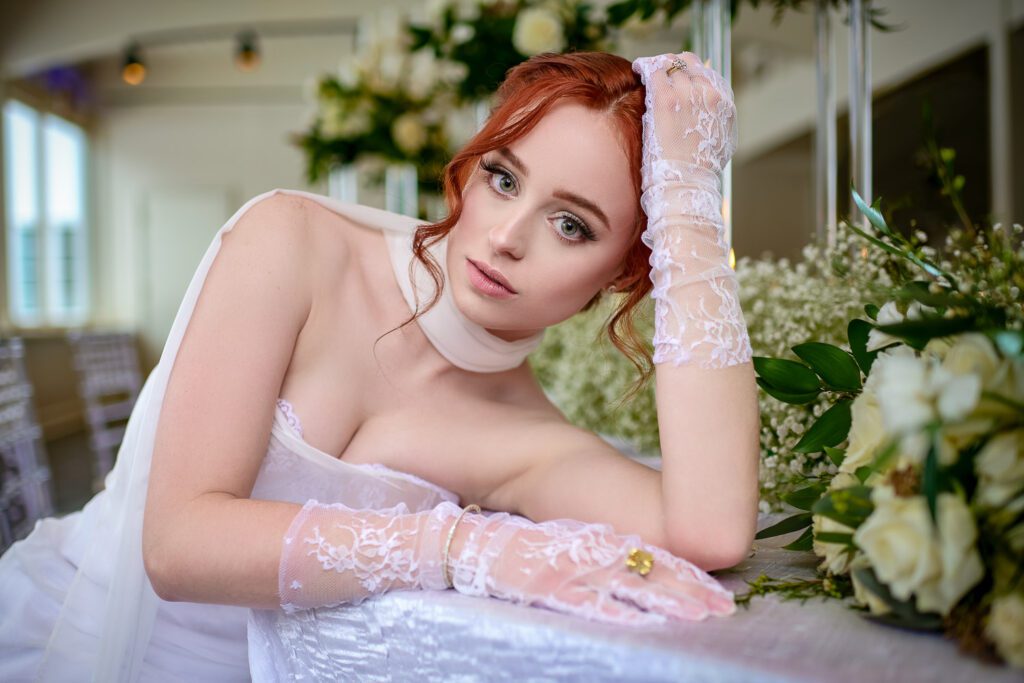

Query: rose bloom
left=975, top=430, right=1024, bottom=510
left=812, top=514, right=856, bottom=575
left=512, top=7, right=566, bottom=56
left=985, top=592, right=1024, bottom=669
left=853, top=485, right=983, bottom=616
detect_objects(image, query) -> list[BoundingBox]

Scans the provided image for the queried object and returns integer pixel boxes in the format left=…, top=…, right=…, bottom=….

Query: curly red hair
left=409, top=51, right=653, bottom=385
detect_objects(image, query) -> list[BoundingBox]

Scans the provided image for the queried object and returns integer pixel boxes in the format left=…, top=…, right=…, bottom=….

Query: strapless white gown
left=0, top=397, right=457, bottom=681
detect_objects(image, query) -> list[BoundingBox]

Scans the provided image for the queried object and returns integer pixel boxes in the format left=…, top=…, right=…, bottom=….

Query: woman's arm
left=634, top=52, right=760, bottom=568
left=143, top=193, right=321, bottom=606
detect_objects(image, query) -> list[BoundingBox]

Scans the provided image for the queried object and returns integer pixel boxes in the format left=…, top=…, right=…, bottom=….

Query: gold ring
left=666, top=58, right=687, bottom=76
left=625, top=547, right=654, bottom=577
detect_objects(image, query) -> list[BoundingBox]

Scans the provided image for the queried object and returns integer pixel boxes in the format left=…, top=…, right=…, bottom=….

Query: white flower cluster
left=810, top=329, right=1024, bottom=666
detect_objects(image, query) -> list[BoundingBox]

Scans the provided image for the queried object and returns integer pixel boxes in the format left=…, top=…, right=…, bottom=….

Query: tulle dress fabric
left=0, top=188, right=491, bottom=681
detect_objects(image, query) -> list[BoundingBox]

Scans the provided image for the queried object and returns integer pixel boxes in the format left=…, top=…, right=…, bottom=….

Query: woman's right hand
left=450, top=508, right=737, bottom=626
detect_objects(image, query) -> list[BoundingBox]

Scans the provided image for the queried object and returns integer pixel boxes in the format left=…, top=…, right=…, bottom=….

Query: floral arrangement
left=752, top=188, right=1024, bottom=669
left=292, top=40, right=457, bottom=189
left=406, top=0, right=613, bottom=102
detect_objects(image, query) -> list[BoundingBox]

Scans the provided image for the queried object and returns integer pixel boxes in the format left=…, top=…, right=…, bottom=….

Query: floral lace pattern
left=632, top=54, right=752, bottom=368
left=278, top=498, right=737, bottom=624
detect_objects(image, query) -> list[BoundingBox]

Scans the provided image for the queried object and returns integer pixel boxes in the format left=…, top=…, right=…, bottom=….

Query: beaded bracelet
left=442, top=503, right=481, bottom=589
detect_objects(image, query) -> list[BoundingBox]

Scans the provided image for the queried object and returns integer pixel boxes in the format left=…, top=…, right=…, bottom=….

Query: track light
left=235, top=30, right=260, bottom=71
left=122, top=42, right=146, bottom=85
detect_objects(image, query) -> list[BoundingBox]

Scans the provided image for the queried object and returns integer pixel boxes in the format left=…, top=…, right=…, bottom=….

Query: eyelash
left=479, top=159, right=597, bottom=244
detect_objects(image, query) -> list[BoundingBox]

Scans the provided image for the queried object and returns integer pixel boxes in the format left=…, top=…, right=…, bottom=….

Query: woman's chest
left=277, top=225, right=555, bottom=506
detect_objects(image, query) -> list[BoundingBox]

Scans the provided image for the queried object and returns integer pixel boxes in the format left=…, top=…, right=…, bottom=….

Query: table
left=247, top=513, right=1022, bottom=682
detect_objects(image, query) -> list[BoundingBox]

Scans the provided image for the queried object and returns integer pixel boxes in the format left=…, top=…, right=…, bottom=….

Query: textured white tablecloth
left=248, top=513, right=1021, bottom=682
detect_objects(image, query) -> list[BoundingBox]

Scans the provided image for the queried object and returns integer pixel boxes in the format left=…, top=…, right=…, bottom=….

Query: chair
left=0, top=337, right=54, bottom=553
left=67, top=331, right=142, bottom=491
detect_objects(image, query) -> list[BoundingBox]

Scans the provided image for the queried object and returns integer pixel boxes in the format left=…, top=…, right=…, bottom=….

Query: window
left=3, top=98, right=89, bottom=327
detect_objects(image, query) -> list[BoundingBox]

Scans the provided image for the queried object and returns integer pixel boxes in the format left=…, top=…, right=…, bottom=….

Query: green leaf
left=864, top=304, right=880, bottom=321
left=782, top=526, right=814, bottom=551
left=847, top=319, right=880, bottom=375
left=783, top=483, right=828, bottom=511
left=752, top=356, right=821, bottom=394
left=815, top=531, right=854, bottom=545
left=792, top=342, right=863, bottom=392
left=755, top=377, right=822, bottom=405
left=852, top=566, right=944, bottom=631
left=824, top=446, right=846, bottom=467
left=874, top=315, right=977, bottom=349
left=754, top=512, right=812, bottom=539
left=922, top=432, right=940, bottom=527
left=851, top=186, right=891, bottom=236
left=812, top=484, right=874, bottom=528
left=793, top=399, right=853, bottom=453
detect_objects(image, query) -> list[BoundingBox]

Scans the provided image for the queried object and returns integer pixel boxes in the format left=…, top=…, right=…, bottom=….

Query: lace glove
left=631, top=53, right=752, bottom=368
left=279, top=500, right=736, bottom=625
left=450, top=507, right=737, bottom=625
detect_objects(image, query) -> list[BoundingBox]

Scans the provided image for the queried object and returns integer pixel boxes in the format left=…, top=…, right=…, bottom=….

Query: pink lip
left=466, top=258, right=517, bottom=299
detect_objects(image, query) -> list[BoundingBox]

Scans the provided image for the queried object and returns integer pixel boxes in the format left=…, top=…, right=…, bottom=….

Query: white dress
left=0, top=188, right=541, bottom=682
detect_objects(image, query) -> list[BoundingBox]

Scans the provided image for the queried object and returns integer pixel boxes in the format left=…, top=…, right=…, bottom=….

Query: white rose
left=942, top=333, right=1003, bottom=389
left=408, top=50, right=440, bottom=100
left=936, top=417, right=993, bottom=466
left=840, top=388, right=887, bottom=476
left=853, top=485, right=940, bottom=604
left=912, top=492, right=985, bottom=616
left=391, top=113, right=428, bottom=155
left=930, top=364, right=982, bottom=422
left=512, top=7, right=566, bottom=56
left=985, top=592, right=1024, bottom=668
left=337, top=58, right=359, bottom=88
left=975, top=430, right=1024, bottom=508
left=848, top=553, right=893, bottom=616
left=873, top=347, right=934, bottom=434
left=319, top=99, right=346, bottom=138
left=865, top=301, right=904, bottom=352
left=450, top=22, right=475, bottom=44
left=812, top=514, right=856, bottom=575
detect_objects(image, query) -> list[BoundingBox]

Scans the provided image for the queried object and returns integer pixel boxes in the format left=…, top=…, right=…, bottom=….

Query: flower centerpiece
left=406, top=0, right=613, bottom=103
left=292, top=38, right=457, bottom=195
left=752, top=187, right=1024, bottom=669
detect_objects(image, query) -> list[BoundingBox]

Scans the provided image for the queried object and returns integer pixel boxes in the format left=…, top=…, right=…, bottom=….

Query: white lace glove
left=632, top=53, right=752, bottom=368
left=278, top=500, right=736, bottom=625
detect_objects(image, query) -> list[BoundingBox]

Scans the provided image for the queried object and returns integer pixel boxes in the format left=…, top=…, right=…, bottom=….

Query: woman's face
left=447, top=102, right=639, bottom=341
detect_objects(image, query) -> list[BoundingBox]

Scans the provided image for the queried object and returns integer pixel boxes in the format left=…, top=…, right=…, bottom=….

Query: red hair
left=410, top=51, right=653, bottom=386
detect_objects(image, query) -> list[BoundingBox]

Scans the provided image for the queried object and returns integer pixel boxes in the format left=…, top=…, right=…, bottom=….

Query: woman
left=0, top=50, right=760, bottom=680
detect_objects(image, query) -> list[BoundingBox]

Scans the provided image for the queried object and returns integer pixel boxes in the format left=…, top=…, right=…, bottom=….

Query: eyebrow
left=496, top=147, right=611, bottom=231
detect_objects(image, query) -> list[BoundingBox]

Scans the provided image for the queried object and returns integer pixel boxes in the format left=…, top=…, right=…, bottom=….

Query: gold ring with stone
left=666, top=58, right=687, bottom=76
left=625, top=547, right=654, bottom=577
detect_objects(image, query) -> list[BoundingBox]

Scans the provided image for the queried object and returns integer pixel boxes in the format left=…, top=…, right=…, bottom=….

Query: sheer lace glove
left=450, top=507, right=737, bottom=625
left=632, top=53, right=753, bottom=368
left=279, top=500, right=736, bottom=625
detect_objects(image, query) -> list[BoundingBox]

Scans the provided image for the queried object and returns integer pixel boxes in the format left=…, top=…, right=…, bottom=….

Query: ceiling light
left=235, top=30, right=261, bottom=72
left=122, top=42, right=146, bottom=85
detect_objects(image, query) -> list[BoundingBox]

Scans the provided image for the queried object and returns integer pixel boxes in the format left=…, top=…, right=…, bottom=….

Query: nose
left=488, top=212, right=528, bottom=260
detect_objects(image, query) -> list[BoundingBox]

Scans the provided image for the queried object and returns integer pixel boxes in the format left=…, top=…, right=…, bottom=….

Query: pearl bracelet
left=442, top=503, right=481, bottom=589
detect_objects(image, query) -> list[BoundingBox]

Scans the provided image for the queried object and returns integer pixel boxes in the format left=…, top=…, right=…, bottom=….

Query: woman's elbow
left=143, top=524, right=183, bottom=602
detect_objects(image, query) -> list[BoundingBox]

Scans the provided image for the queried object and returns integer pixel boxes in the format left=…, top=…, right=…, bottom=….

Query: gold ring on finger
left=625, top=547, right=655, bottom=577
left=666, top=58, right=687, bottom=76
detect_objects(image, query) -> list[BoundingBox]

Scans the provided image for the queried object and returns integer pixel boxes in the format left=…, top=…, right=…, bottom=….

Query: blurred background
left=0, top=0, right=1021, bottom=521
